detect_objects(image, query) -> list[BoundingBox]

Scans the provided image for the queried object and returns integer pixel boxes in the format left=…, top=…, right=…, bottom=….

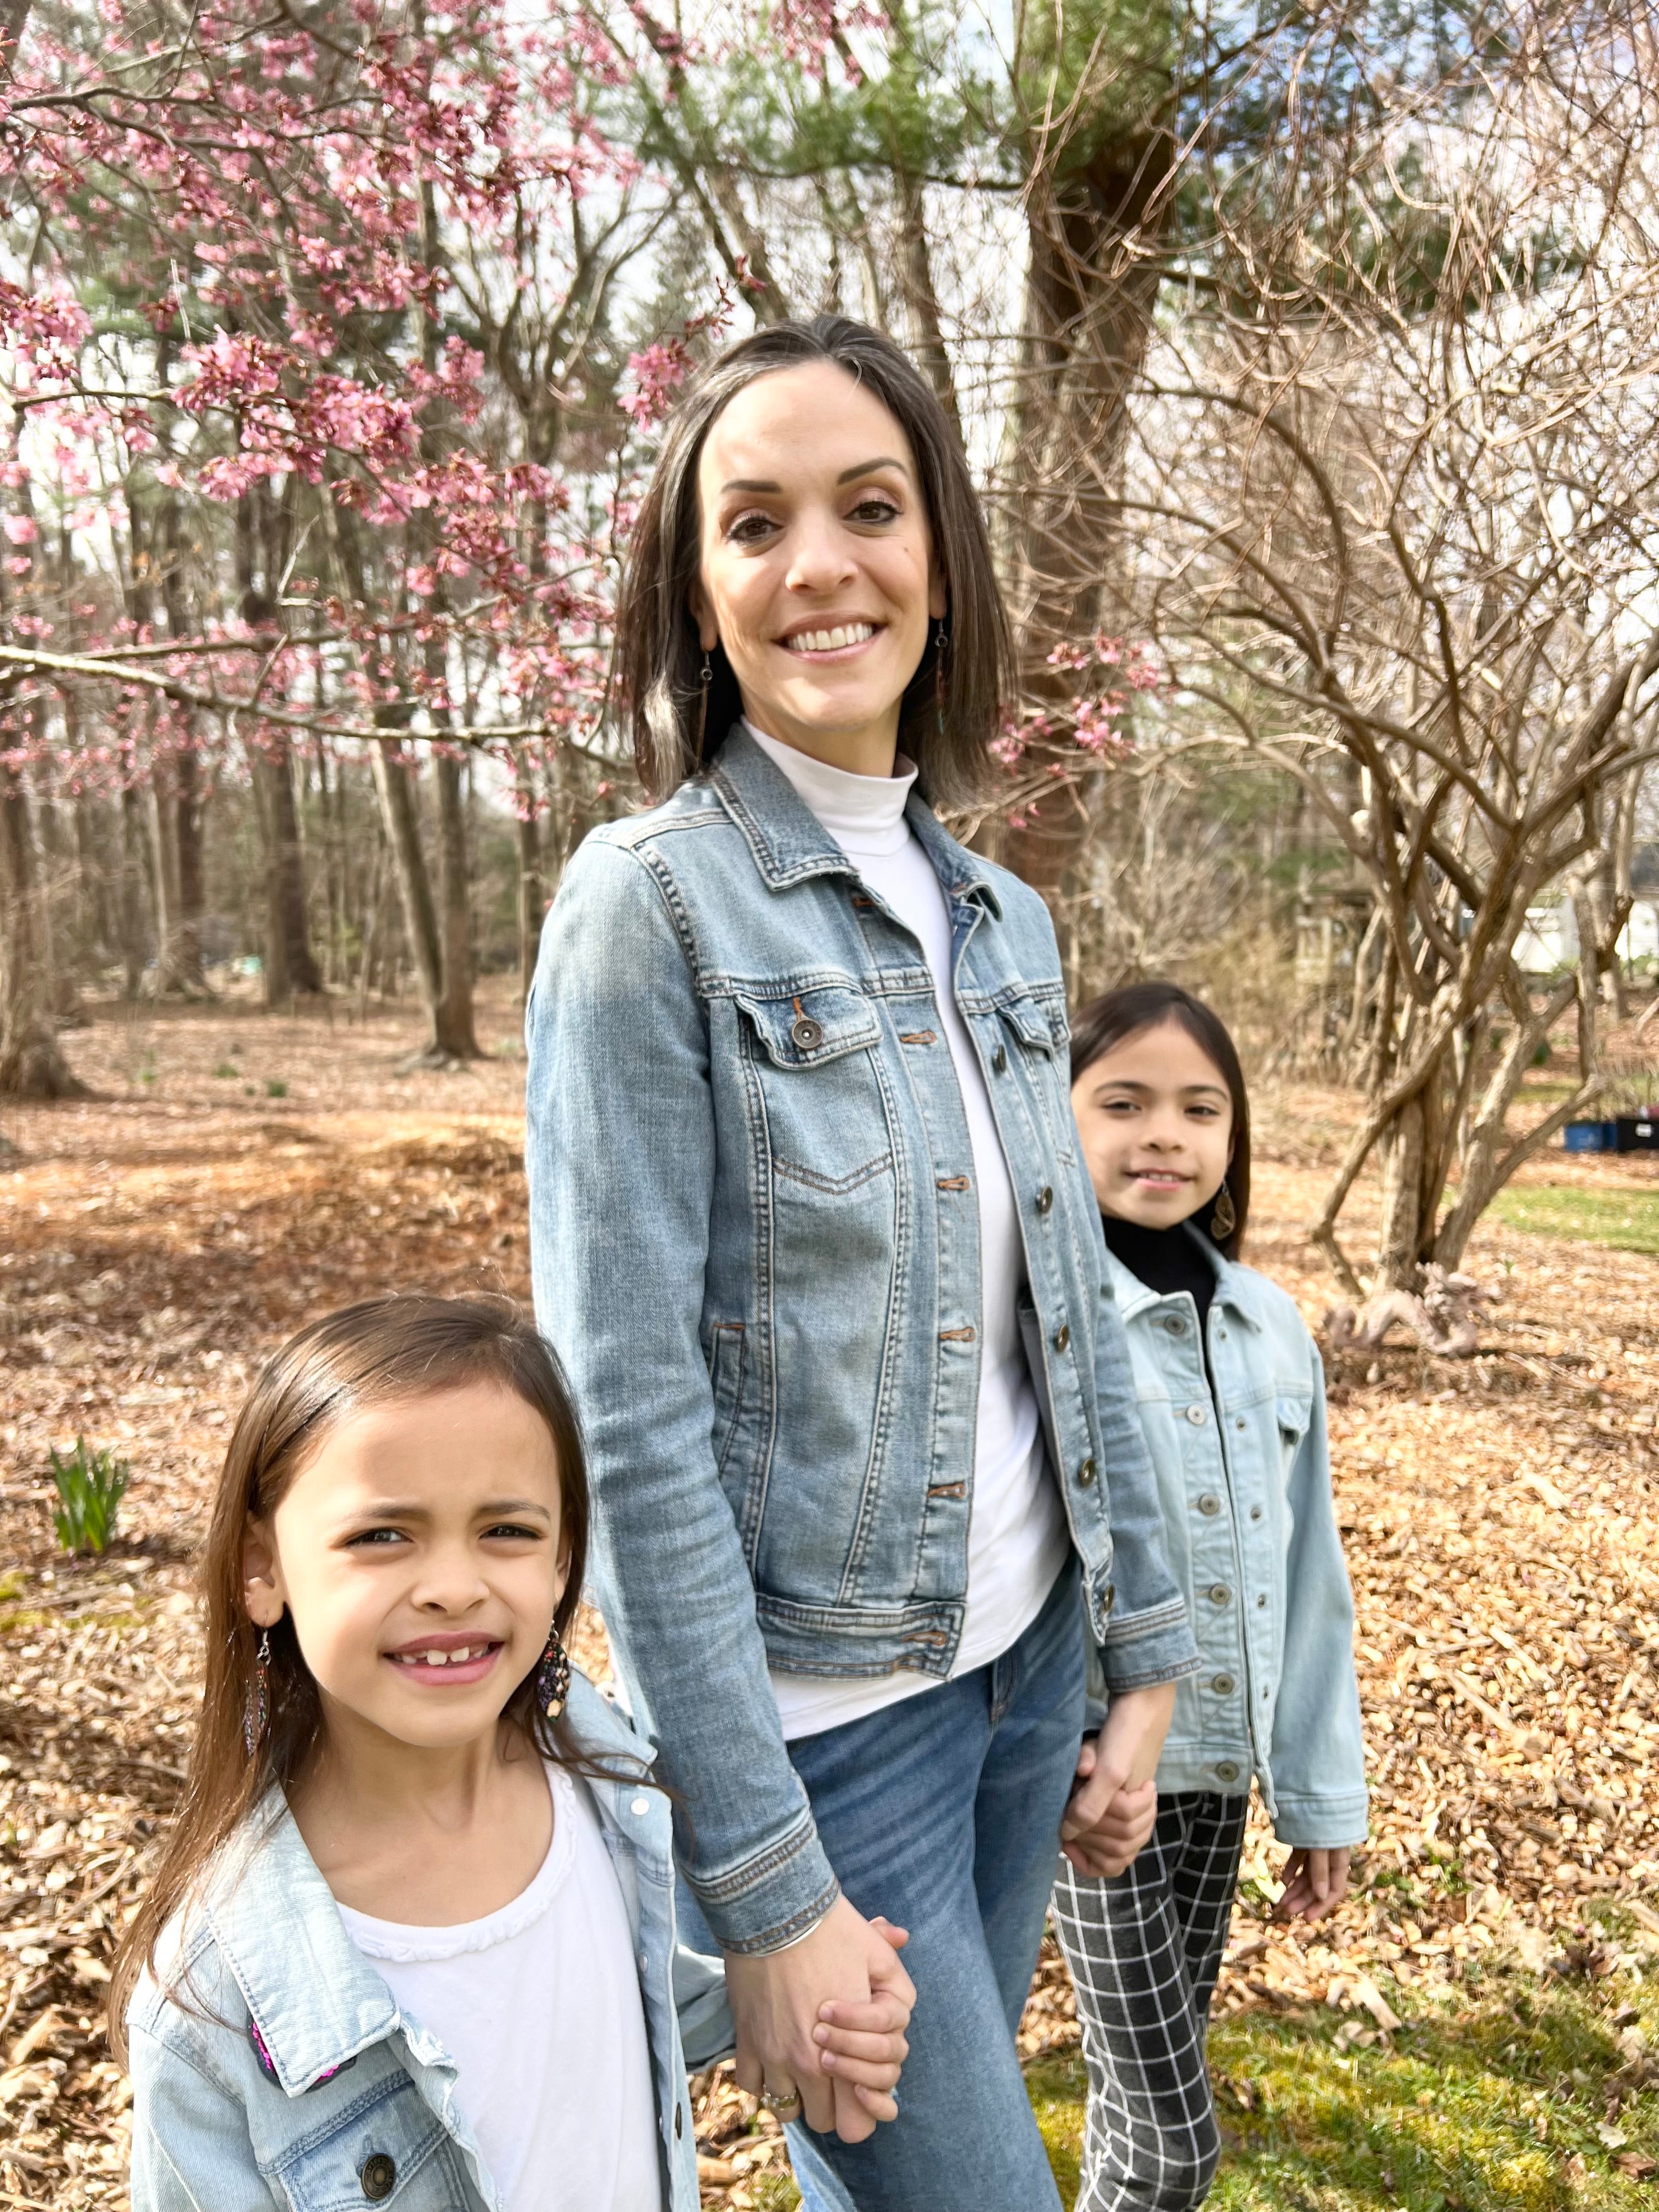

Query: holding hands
left=726, top=1895, right=915, bottom=2142
left=1059, top=1681, right=1175, bottom=1878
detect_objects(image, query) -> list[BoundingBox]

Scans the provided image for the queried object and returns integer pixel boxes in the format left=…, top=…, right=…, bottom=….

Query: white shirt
left=747, top=724, right=1069, bottom=1740
left=337, top=1767, right=664, bottom=2212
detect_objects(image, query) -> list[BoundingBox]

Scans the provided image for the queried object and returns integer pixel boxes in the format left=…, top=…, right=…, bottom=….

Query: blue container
left=1564, top=1120, right=1616, bottom=1152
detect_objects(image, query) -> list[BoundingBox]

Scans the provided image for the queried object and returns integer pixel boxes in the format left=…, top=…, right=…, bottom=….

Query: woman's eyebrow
left=721, top=476, right=782, bottom=494
left=837, top=455, right=909, bottom=483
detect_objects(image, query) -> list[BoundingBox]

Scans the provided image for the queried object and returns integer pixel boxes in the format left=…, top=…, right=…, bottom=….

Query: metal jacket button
left=1211, top=1673, right=1235, bottom=1695
left=1164, top=1314, right=1186, bottom=1334
left=1054, top=1322, right=1070, bottom=1352
left=359, top=2153, right=396, bottom=2202
left=1101, top=1583, right=1115, bottom=1613
left=1197, top=1492, right=1221, bottom=1516
left=992, top=1044, right=1007, bottom=1074
left=1215, top=1760, right=1241, bottom=1785
left=1185, top=1403, right=1208, bottom=1426
left=1208, top=1582, right=1231, bottom=1605
left=1077, top=1455, right=1096, bottom=1486
left=791, top=1015, right=823, bottom=1050
left=1036, top=1185, right=1053, bottom=1215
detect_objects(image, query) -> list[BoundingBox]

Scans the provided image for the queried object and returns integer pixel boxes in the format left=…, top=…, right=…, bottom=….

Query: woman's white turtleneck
left=745, top=723, right=1067, bottom=1741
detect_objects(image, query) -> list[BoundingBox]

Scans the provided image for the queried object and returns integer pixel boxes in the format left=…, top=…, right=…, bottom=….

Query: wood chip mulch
left=1, top=1004, right=1656, bottom=2209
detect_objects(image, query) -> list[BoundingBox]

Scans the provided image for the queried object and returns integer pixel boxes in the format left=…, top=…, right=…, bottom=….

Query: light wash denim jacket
left=126, top=1674, right=729, bottom=2212
left=526, top=726, right=1198, bottom=1956
left=1085, top=1230, right=1369, bottom=1849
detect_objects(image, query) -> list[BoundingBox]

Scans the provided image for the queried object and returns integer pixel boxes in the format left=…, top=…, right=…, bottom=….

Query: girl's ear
left=242, top=1519, right=286, bottom=1629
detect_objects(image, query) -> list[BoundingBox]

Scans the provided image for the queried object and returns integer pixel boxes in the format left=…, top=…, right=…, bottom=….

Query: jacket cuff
left=1098, top=1599, right=1200, bottom=1692
left=682, top=1805, right=842, bottom=1957
left=1270, top=1790, right=1370, bottom=1850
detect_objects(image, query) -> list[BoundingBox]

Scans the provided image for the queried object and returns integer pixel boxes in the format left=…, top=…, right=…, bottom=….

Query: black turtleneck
left=1101, top=1214, right=1217, bottom=1338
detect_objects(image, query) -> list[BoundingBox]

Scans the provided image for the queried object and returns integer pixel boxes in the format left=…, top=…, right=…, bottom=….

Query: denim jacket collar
left=709, top=723, right=1003, bottom=916
left=203, top=1673, right=648, bottom=2098
left=1101, top=1220, right=1268, bottom=1334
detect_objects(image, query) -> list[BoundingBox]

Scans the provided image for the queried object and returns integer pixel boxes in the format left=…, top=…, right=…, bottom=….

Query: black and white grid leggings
left=1051, top=1791, right=1250, bottom=2212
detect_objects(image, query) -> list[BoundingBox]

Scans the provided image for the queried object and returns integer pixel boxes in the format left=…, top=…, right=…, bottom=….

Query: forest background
left=4, top=2, right=1659, bottom=2208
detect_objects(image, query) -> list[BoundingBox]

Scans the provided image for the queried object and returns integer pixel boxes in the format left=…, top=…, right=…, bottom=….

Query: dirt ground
left=2, top=988, right=1656, bottom=2209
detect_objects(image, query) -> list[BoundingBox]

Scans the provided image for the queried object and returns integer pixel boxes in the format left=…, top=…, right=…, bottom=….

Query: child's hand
left=1059, top=1684, right=1175, bottom=1873
left=1060, top=1752, right=1158, bottom=1877
left=1274, top=1847, right=1351, bottom=1921
left=812, top=1918, right=911, bottom=2121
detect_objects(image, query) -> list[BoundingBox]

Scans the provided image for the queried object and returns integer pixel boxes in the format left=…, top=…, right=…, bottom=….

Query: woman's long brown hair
left=108, top=1295, right=596, bottom=2061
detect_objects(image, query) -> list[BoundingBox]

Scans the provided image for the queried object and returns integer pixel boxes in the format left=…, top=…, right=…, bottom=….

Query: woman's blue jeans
left=686, top=1560, right=1085, bottom=2212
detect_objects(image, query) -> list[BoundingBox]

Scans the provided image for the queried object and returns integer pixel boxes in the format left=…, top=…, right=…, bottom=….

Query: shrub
left=266, top=1079, right=287, bottom=1099
left=48, top=1438, right=131, bottom=1556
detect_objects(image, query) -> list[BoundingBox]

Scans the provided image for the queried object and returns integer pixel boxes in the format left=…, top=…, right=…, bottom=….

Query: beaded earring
left=535, top=1627, right=572, bottom=1721
left=243, top=1627, right=271, bottom=1758
left=696, top=650, right=714, bottom=754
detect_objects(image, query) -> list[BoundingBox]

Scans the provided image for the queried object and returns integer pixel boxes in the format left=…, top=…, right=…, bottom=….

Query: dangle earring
left=243, top=1628, right=272, bottom=1758
left=535, top=1627, right=572, bottom=1722
left=1210, top=1178, right=1237, bottom=1242
left=696, top=650, right=714, bottom=755
left=935, top=619, right=949, bottom=654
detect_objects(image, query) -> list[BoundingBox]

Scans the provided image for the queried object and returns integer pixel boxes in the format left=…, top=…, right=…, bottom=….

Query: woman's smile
left=777, top=619, right=882, bottom=660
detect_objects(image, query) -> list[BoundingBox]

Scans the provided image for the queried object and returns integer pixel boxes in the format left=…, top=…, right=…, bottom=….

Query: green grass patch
left=1026, top=1956, right=1659, bottom=2209
left=1489, top=1184, right=1659, bottom=1256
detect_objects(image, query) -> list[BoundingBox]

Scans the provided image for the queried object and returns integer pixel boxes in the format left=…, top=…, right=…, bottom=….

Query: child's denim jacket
left=1086, top=1231, right=1369, bottom=1848
left=126, top=1672, right=729, bottom=2212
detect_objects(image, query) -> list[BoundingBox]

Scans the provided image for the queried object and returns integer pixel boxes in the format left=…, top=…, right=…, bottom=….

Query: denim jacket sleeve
left=128, top=2016, right=279, bottom=2212
left=526, top=838, right=839, bottom=1955
left=1090, top=1257, right=1201, bottom=1693
left=1268, top=1339, right=1369, bottom=1848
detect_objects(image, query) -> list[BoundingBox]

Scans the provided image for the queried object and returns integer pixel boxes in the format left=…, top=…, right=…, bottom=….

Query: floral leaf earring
left=536, top=1626, right=571, bottom=1720
left=244, top=1627, right=271, bottom=1758
left=1211, top=1178, right=1237, bottom=1241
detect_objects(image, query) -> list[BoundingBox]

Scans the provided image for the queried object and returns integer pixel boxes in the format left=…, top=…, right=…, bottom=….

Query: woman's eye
left=726, top=510, right=776, bottom=545
left=848, top=495, right=900, bottom=524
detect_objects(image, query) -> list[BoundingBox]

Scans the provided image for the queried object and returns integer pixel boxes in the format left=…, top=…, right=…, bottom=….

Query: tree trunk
left=118, top=778, right=147, bottom=995
left=369, top=740, right=449, bottom=1049
left=253, top=739, right=322, bottom=1003
left=0, top=760, right=87, bottom=1098
left=510, top=745, right=544, bottom=1013
left=433, top=753, right=481, bottom=1058
left=998, top=124, right=1176, bottom=895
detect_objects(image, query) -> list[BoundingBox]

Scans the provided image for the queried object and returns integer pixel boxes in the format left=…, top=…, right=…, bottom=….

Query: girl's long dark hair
left=109, top=1295, right=599, bottom=2059
left=1070, top=981, right=1252, bottom=1259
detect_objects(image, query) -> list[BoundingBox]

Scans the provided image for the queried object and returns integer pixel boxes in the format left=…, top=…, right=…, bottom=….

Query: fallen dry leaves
left=1, top=996, right=1656, bottom=2209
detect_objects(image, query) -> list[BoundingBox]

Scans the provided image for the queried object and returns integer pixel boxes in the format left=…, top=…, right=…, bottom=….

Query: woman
left=526, top=315, right=1199, bottom=2212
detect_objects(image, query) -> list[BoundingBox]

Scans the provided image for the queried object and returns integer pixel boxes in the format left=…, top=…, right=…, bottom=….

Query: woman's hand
left=726, top=1895, right=917, bottom=2141
left=1274, top=1847, right=1350, bottom=1922
left=1059, top=1681, right=1175, bottom=1874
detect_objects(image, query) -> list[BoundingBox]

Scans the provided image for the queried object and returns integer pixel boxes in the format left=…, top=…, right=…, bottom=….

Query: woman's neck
left=741, top=704, right=900, bottom=781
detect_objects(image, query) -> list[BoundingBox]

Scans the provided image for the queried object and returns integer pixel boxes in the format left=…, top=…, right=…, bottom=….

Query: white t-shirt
left=336, top=1767, right=664, bottom=2212
left=747, top=724, right=1069, bottom=1740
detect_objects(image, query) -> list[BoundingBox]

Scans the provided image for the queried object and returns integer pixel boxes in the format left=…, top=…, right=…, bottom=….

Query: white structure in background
left=1513, top=880, right=1659, bottom=975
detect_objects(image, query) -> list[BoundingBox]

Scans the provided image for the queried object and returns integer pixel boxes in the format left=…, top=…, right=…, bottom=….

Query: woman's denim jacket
left=1085, top=1231, right=1369, bottom=1849
left=126, top=1674, right=729, bottom=2212
left=526, top=726, right=1198, bottom=1956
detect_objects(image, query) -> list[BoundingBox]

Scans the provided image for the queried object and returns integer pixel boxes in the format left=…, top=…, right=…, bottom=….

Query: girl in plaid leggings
left=1055, top=985, right=1368, bottom=2210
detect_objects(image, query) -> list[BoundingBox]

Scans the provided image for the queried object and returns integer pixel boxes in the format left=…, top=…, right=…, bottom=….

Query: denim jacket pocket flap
left=995, top=991, right=1058, bottom=1054
left=271, top=2073, right=459, bottom=2211
left=737, top=985, right=881, bottom=1069
left=1276, top=1392, right=1312, bottom=1443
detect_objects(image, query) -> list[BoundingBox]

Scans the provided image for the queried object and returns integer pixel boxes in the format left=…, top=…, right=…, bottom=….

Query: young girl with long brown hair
left=111, top=1295, right=911, bottom=2212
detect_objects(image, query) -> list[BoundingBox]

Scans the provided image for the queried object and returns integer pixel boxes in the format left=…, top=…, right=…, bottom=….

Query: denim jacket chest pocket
left=990, top=989, right=1075, bottom=1167
left=734, top=983, right=894, bottom=1199
left=266, top=2067, right=474, bottom=2212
